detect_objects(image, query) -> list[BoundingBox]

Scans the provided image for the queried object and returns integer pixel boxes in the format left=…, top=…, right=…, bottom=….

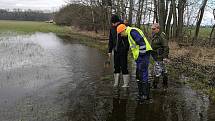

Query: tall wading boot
left=113, top=73, right=120, bottom=98
left=145, top=82, right=150, bottom=100
left=163, top=73, right=168, bottom=88
left=138, top=82, right=149, bottom=104
left=122, top=74, right=129, bottom=88
left=121, top=75, right=130, bottom=98
left=136, top=80, right=143, bottom=101
left=113, top=73, right=120, bottom=87
left=153, top=76, right=159, bottom=89
left=142, top=82, right=149, bottom=100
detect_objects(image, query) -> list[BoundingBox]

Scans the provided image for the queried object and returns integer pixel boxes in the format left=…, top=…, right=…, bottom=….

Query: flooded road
left=0, top=32, right=215, bottom=121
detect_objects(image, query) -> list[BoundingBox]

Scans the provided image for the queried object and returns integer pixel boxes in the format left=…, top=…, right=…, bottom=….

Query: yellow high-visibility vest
left=126, top=26, right=152, bottom=60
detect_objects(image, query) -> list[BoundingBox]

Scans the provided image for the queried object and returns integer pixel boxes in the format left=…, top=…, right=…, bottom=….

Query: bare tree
left=136, top=0, right=145, bottom=28
left=193, top=0, right=208, bottom=43
left=158, top=0, right=166, bottom=32
left=171, top=0, right=177, bottom=39
left=166, top=1, right=173, bottom=40
left=57, top=0, right=213, bottom=45
left=153, top=0, right=158, bottom=23
left=0, top=9, right=52, bottom=21
left=177, top=0, right=186, bottom=41
left=128, top=0, right=134, bottom=25
left=209, top=9, right=215, bottom=46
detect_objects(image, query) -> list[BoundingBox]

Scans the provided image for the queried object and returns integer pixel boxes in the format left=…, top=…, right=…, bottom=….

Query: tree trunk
left=177, top=0, right=186, bottom=41
left=147, top=1, right=153, bottom=33
left=164, top=0, right=169, bottom=23
left=209, top=9, right=215, bottom=46
left=193, top=0, right=208, bottom=44
left=166, top=1, right=173, bottom=40
left=210, top=25, right=215, bottom=46
left=120, top=0, right=125, bottom=19
left=128, top=0, right=134, bottom=25
left=158, top=0, right=165, bottom=32
left=142, top=0, right=148, bottom=34
left=153, top=0, right=158, bottom=23
left=171, top=0, right=177, bottom=38
left=116, top=0, right=121, bottom=15
left=136, top=0, right=144, bottom=28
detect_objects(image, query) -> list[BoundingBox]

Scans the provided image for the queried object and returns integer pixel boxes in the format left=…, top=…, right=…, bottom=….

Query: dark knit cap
left=111, top=14, right=120, bottom=23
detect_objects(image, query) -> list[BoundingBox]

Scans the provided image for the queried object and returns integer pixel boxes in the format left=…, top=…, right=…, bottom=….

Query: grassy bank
left=0, top=20, right=71, bottom=35
left=169, top=42, right=215, bottom=101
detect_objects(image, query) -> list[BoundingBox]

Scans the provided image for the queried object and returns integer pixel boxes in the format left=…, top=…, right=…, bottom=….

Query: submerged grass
left=0, top=20, right=71, bottom=35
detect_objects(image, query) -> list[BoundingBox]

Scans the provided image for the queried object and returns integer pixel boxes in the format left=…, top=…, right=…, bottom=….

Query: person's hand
left=104, top=60, right=111, bottom=68
left=104, top=53, right=112, bottom=68
left=154, top=61, right=159, bottom=66
left=163, top=58, right=170, bottom=64
left=108, top=53, right=111, bottom=60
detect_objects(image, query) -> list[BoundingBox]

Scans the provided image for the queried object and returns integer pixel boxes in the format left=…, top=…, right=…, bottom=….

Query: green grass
left=0, top=20, right=71, bottom=35
left=184, top=27, right=212, bottom=38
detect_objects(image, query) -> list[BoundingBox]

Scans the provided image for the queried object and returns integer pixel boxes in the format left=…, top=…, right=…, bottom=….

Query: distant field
left=0, top=20, right=71, bottom=35
left=184, top=27, right=212, bottom=39
left=0, top=20, right=212, bottom=39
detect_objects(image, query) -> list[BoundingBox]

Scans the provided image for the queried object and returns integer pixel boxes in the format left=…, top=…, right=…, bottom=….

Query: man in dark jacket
left=151, top=23, right=170, bottom=88
left=108, top=15, right=129, bottom=88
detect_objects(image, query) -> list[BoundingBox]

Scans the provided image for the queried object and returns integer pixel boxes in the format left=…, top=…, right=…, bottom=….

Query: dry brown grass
left=169, top=42, right=215, bottom=66
left=70, top=26, right=108, bottom=41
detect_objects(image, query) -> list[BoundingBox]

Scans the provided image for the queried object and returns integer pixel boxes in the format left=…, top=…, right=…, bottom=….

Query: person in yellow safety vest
left=117, top=24, right=152, bottom=103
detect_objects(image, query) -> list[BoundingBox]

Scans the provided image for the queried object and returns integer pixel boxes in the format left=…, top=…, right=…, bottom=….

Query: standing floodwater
left=0, top=32, right=215, bottom=121
left=0, top=32, right=113, bottom=121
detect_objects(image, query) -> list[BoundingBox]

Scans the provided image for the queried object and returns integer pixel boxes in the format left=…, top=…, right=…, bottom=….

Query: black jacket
left=108, top=24, right=129, bottom=55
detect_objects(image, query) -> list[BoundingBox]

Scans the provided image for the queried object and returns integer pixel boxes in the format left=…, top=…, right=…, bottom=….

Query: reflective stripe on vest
left=126, top=27, right=152, bottom=60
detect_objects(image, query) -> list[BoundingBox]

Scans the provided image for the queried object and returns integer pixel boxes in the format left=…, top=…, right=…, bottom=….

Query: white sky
left=0, top=0, right=66, bottom=11
left=202, top=11, right=214, bottom=25
left=0, top=0, right=214, bottom=25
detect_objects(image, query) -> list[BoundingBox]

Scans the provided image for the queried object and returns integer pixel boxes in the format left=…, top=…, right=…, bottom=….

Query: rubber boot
left=142, top=82, right=149, bottom=100
left=163, top=73, right=168, bottom=88
left=145, top=82, right=150, bottom=100
left=122, top=74, right=129, bottom=88
left=136, top=80, right=143, bottom=101
left=153, top=76, right=159, bottom=89
left=137, top=81, right=150, bottom=104
left=122, top=75, right=129, bottom=98
left=113, top=73, right=120, bottom=87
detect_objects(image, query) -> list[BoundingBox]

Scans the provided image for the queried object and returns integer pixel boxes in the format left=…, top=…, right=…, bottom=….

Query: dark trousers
left=136, top=53, right=150, bottom=82
left=114, top=52, right=129, bottom=74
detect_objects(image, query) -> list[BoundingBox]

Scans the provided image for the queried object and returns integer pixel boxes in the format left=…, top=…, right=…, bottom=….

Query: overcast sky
left=0, top=0, right=214, bottom=25
left=0, top=0, right=66, bottom=11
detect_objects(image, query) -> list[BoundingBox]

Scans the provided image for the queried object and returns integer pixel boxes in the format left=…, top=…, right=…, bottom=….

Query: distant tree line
left=54, top=2, right=110, bottom=34
left=55, top=0, right=215, bottom=46
left=0, top=9, right=53, bottom=21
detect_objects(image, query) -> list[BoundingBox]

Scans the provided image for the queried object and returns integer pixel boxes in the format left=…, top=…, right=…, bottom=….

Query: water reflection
left=0, top=32, right=112, bottom=121
left=107, top=84, right=215, bottom=121
left=107, top=98, right=128, bottom=121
